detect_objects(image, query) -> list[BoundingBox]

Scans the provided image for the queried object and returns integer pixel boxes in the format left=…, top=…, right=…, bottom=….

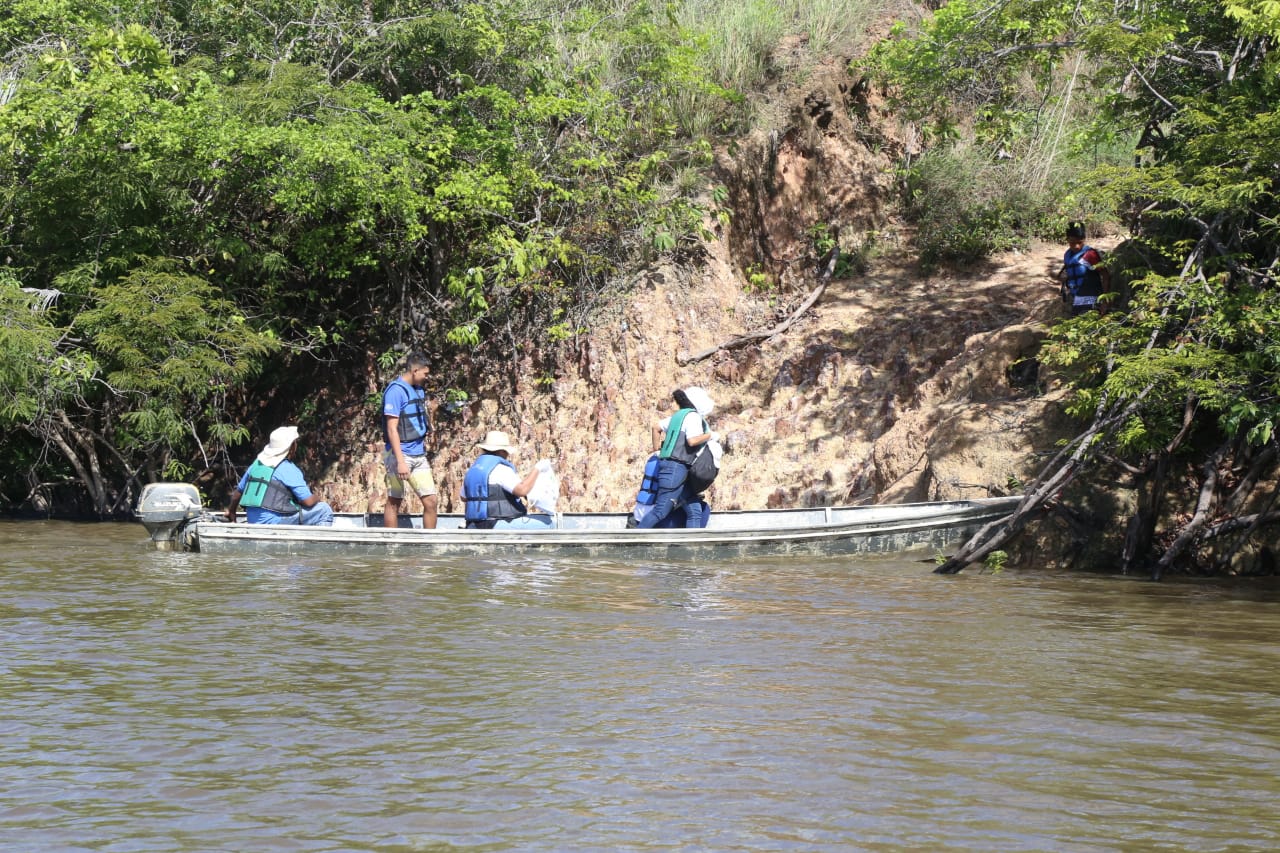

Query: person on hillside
left=626, top=451, right=710, bottom=529
left=382, top=351, right=438, bottom=530
left=636, top=387, right=717, bottom=530
left=462, top=430, right=554, bottom=529
left=1059, top=221, right=1111, bottom=316
left=225, top=426, right=334, bottom=526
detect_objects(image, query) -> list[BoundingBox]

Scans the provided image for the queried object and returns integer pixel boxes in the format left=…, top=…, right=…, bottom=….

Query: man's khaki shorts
left=383, top=450, right=437, bottom=499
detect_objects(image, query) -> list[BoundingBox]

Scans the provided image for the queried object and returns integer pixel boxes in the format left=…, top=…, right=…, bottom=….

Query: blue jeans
left=651, top=500, right=710, bottom=529
left=637, top=459, right=688, bottom=529
left=681, top=498, right=709, bottom=529
left=256, top=502, right=335, bottom=526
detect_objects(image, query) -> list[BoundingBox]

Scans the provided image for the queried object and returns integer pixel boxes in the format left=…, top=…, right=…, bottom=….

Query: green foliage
left=1036, top=2, right=1280, bottom=463
left=0, top=278, right=61, bottom=423
left=744, top=264, right=774, bottom=293
left=1045, top=262, right=1280, bottom=458
left=867, top=0, right=1280, bottom=572
left=807, top=223, right=870, bottom=277
left=6, top=0, right=897, bottom=516
left=0, top=0, right=764, bottom=510
left=807, top=223, right=838, bottom=257
left=77, top=258, right=279, bottom=445
left=902, top=147, right=1057, bottom=268
left=863, top=0, right=1138, bottom=261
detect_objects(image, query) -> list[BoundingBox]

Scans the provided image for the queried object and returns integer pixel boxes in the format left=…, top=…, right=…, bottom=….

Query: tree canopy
left=0, top=0, right=725, bottom=514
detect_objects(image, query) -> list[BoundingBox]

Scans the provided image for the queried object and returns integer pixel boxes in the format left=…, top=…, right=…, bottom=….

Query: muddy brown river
left=2, top=520, right=1278, bottom=850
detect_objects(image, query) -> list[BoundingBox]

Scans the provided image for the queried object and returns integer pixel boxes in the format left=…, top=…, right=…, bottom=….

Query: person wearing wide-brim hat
left=461, top=430, right=554, bottom=529
left=636, top=386, right=718, bottom=530
left=226, top=426, right=334, bottom=526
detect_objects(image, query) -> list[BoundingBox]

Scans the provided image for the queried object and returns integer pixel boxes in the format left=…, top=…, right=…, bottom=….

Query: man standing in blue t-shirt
left=382, top=351, right=438, bottom=529
left=225, top=425, right=334, bottom=525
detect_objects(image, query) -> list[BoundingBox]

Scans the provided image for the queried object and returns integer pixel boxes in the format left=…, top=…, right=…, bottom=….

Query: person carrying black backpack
left=636, top=387, right=718, bottom=529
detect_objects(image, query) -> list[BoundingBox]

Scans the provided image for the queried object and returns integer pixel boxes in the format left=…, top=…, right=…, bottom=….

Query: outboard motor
left=135, top=483, right=204, bottom=550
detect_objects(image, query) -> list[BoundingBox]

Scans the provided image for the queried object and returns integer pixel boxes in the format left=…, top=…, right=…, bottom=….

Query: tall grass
left=903, top=54, right=1135, bottom=267
left=776, top=0, right=876, bottom=57
left=677, top=0, right=784, bottom=93
left=672, top=0, right=878, bottom=133
left=527, top=0, right=880, bottom=138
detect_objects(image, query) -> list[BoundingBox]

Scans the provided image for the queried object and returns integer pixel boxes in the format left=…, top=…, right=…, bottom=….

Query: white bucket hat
left=683, top=386, right=714, bottom=417
left=477, top=430, right=515, bottom=453
left=257, top=426, right=299, bottom=467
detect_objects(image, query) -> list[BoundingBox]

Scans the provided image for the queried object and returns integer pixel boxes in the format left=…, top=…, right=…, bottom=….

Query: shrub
left=903, top=146, right=1058, bottom=269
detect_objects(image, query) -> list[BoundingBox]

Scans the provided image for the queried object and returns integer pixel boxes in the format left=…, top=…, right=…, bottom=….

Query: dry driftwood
left=676, top=245, right=839, bottom=366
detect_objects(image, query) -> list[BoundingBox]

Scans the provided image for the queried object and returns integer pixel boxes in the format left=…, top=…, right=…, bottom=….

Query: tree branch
left=676, top=242, right=839, bottom=366
left=1152, top=443, right=1227, bottom=579
left=935, top=387, right=1154, bottom=573
left=1200, top=511, right=1280, bottom=542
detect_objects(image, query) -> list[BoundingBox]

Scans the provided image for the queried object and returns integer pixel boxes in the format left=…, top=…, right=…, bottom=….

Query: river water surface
left=2, top=520, right=1279, bottom=851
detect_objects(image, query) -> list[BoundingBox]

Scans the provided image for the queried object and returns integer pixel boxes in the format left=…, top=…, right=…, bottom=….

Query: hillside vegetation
left=865, top=0, right=1280, bottom=575
left=0, top=0, right=757, bottom=512
left=1, top=0, right=1277, bottom=575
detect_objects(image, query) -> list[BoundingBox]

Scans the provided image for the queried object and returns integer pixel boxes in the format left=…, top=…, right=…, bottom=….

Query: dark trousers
left=636, top=459, right=688, bottom=529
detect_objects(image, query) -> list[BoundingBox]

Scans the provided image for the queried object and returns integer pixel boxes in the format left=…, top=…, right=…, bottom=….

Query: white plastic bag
left=526, top=459, right=560, bottom=514
left=707, top=431, right=724, bottom=466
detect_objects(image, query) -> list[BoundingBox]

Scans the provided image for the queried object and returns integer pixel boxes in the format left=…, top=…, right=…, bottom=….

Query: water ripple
left=1, top=523, right=1279, bottom=850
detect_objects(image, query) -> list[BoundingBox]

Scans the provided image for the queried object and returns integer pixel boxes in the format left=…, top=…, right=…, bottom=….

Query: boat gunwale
left=184, top=497, right=1021, bottom=553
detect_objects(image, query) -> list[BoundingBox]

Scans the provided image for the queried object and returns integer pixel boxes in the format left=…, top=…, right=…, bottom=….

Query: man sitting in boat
left=225, top=426, right=334, bottom=526
left=462, top=430, right=554, bottom=530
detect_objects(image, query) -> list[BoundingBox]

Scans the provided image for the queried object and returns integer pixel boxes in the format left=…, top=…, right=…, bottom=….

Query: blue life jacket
left=635, top=455, right=661, bottom=506
left=1063, top=245, right=1104, bottom=306
left=463, top=454, right=526, bottom=525
left=382, top=378, right=431, bottom=445
left=238, top=460, right=298, bottom=514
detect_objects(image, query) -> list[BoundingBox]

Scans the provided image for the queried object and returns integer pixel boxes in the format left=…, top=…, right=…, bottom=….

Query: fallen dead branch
left=676, top=244, right=839, bottom=366
left=934, top=387, right=1153, bottom=574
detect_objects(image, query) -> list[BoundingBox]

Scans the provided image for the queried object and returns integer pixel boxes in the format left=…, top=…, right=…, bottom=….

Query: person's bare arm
left=687, top=416, right=713, bottom=448
left=512, top=467, right=540, bottom=498
left=386, top=415, right=409, bottom=477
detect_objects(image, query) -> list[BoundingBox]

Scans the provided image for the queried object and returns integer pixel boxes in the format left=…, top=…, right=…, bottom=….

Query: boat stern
left=135, top=483, right=203, bottom=550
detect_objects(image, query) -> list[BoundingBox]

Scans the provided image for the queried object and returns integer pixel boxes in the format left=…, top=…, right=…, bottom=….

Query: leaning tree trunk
left=935, top=389, right=1152, bottom=574
left=1212, top=443, right=1280, bottom=573
left=1151, top=443, right=1227, bottom=580
left=1120, top=451, right=1166, bottom=574
left=38, top=413, right=111, bottom=516
left=1121, top=394, right=1198, bottom=573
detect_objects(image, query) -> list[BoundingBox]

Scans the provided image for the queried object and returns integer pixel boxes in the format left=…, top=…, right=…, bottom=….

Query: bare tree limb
left=1214, top=454, right=1280, bottom=572
left=1200, top=510, right=1280, bottom=541
left=935, top=386, right=1154, bottom=574
left=1152, top=443, right=1227, bottom=580
left=676, top=242, right=839, bottom=366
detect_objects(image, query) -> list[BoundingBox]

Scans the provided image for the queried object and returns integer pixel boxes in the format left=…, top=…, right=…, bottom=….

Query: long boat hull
left=137, top=484, right=1019, bottom=559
